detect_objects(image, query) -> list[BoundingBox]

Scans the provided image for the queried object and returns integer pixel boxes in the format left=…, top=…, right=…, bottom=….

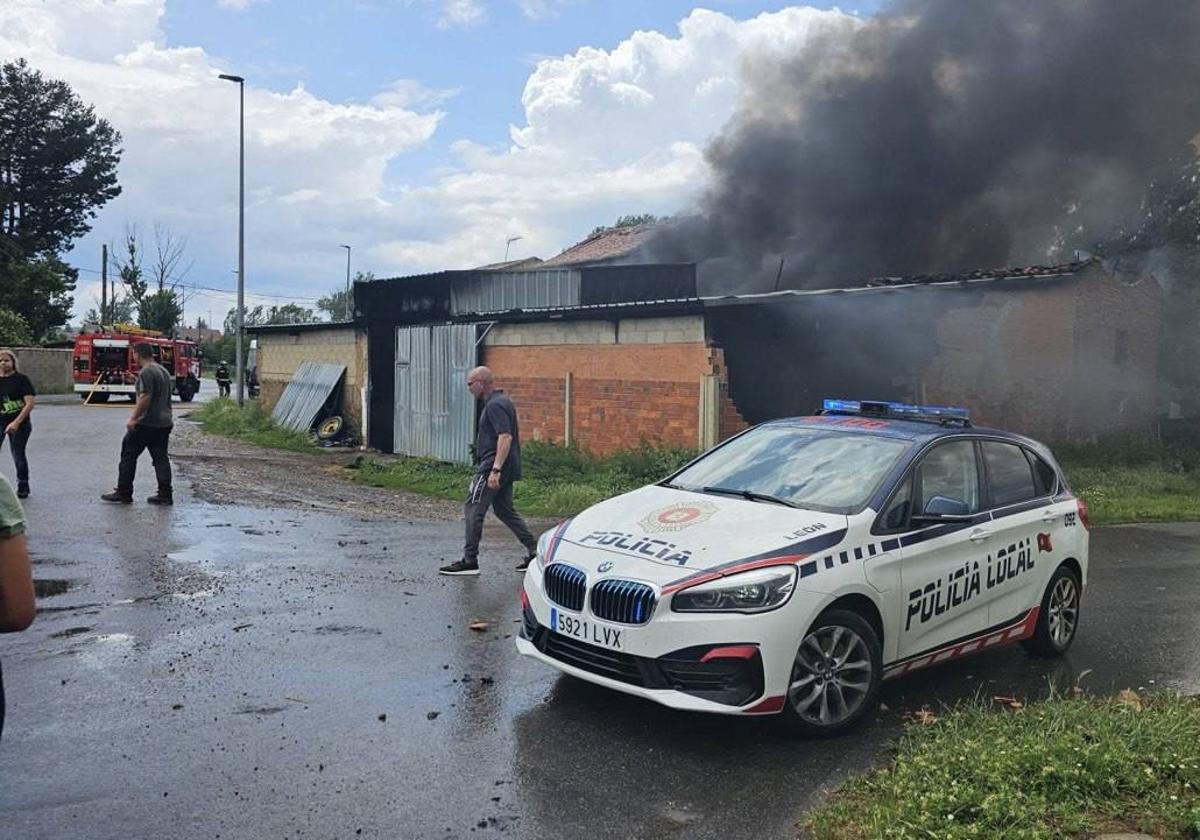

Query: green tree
left=589, top=214, right=660, bottom=237
left=1, top=255, right=75, bottom=339
left=0, top=308, right=32, bottom=345
left=317, top=271, right=372, bottom=321
left=0, top=59, right=122, bottom=259
left=138, top=289, right=183, bottom=334
left=265, top=303, right=314, bottom=324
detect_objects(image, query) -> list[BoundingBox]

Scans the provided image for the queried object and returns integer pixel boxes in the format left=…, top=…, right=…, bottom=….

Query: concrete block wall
left=255, top=328, right=367, bottom=437
left=9, top=348, right=72, bottom=394
left=481, top=316, right=746, bottom=455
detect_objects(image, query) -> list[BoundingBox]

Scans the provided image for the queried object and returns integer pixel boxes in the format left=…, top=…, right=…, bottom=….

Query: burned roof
left=540, top=223, right=655, bottom=267
left=863, top=259, right=1093, bottom=287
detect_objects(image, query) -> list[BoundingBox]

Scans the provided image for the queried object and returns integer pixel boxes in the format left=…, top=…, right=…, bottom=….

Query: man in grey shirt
left=102, top=343, right=174, bottom=505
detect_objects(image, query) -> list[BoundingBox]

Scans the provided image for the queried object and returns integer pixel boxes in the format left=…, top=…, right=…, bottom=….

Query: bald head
left=467, top=366, right=495, bottom=399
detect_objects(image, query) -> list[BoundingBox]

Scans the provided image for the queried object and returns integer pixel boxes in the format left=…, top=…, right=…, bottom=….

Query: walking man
left=215, top=359, right=231, bottom=398
left=101, top=343, right=174, bottom=505
left=440, top=366, right=537, bottom=576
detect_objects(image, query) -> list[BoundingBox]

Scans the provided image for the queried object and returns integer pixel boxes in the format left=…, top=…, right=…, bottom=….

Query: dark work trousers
left=0, top=419, right=31, bottom=485
left=117, top=424, right=173, bottom=497
left=462, top=472, right=536, bottom=564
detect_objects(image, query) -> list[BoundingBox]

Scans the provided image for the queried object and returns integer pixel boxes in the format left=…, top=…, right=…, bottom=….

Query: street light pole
left=219, top=73, right=246, bottom=406
left=341, top=244, right=351, bottom=320
left=505, top=235, right=522, bottom=262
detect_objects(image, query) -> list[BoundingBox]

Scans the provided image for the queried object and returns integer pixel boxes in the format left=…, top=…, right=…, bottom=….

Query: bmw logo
left=597, top=561, right=614, bottom=573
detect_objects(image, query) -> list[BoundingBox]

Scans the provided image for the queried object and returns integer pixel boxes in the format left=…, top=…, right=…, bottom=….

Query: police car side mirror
left=912, top=495, right=974, bottom=523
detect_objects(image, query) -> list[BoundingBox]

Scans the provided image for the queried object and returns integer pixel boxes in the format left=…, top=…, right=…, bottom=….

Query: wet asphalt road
left=1, top=399, right=1199, bottom=840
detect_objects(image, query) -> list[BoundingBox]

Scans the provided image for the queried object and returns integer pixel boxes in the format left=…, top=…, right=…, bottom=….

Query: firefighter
left=215, top=360, right=231, bottom=398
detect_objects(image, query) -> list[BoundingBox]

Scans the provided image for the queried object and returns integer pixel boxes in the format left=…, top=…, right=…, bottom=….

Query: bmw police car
left=516, top=399, right=1088, bottom=735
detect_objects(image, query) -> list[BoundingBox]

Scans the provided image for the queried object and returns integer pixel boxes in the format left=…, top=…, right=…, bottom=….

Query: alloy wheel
left=1048, top=576, right=1079, bottom=648
left=788, top=625, right=873, bottom=727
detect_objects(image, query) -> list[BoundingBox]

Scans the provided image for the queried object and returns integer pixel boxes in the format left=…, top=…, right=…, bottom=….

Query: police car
left=516, top=399, right=1088, bottom=735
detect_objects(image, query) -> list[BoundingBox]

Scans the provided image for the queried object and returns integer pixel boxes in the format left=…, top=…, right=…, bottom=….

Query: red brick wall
left=482, top=343, right=747, bottom=454
left=921, top=266, right=1162, bottom=441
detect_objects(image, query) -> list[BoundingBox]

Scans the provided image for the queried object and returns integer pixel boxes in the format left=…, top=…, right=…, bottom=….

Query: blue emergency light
left=822, top=398, right=971, bottom=426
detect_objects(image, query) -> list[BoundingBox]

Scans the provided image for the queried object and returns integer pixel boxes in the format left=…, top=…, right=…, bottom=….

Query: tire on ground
left=1022, top=563, right=1082, bottom=658
left=780, top=608, right=883, bottom=738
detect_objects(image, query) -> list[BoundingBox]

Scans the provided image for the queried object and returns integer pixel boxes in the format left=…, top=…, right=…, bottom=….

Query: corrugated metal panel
left=452, top=269, right=580, bottom=315
left=393, top=325, right=476, bottom=464
left=271, top=362, right=346, bottom=431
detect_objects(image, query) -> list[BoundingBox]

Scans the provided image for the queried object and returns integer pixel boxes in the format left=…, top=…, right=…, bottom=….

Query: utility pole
left=101, top=243, right=108, bottom=327
left=341, top=245, right=352, bottom=320
left=219, top=73, right=246, bottom=406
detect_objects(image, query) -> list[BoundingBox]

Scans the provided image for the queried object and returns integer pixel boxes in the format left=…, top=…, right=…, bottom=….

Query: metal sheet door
left=394, top=324, right=476, bottom=464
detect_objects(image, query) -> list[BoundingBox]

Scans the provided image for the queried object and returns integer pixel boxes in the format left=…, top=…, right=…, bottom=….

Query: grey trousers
left=463, top=473, right=536, bottom=564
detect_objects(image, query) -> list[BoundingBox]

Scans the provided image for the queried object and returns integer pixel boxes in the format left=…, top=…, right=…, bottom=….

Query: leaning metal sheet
left=271, top=361, right=347, bottom=431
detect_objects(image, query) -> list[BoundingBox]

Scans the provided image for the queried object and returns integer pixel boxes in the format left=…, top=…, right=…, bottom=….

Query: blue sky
left=2, top=0, right=882, bottom=325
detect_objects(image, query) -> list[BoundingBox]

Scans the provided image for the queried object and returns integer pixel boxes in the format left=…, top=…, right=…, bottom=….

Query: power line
left=69, top=264, right=323, bottom=302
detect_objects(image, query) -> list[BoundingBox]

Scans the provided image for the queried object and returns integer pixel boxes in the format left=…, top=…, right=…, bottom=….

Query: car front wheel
left=1023, top=564, right=1081, bottom=657
left=781, top=609, right=882, bottom=737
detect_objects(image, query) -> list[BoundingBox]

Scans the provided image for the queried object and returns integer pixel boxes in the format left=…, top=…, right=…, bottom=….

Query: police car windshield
left=669, top=426, right=909, bottom=514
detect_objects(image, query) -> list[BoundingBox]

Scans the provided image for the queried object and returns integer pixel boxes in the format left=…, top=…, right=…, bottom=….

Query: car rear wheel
left=781, top=609, right=882, bottom=737
left=1022, top=564, right=1081, bottom=657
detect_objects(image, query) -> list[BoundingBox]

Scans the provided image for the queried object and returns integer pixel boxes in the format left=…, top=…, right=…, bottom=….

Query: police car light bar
left=822, top=398, right=971, bottom=426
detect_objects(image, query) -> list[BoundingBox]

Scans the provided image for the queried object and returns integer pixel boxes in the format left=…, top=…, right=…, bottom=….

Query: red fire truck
left=73, top=325, right=202, bottom=403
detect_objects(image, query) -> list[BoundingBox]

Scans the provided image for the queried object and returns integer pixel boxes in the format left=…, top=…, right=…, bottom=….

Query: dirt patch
left=171, top=420, right=459, bottom=521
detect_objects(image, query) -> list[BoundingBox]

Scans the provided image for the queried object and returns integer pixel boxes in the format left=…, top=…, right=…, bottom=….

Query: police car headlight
left=671, top=566, right=798, bottom=614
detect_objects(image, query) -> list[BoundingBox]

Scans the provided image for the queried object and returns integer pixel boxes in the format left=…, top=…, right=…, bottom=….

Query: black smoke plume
left=646, top=0, right=1200, bottom=292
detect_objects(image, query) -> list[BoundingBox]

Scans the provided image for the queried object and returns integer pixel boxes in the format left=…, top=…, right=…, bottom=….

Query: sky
left=1, top=0, right=882, bottom=328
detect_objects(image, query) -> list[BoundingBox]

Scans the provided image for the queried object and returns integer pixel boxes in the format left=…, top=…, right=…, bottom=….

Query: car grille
left=543, top=563, right=586, bottom=612
left=590, top=579, right=657, bottom=625
left=542, top=632, right=645, bottom=686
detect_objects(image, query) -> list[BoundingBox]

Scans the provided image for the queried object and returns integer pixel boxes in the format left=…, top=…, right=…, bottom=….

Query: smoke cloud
left=645, top=0, right=1200, bottom=292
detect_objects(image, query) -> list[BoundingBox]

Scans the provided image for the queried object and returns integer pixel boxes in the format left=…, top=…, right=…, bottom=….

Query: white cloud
left=217, top=0, right=265, bottom=10
left=516, top=0, right=573, bottom=20
left=438, top=0, right=485, bottom=29
left=0, top=1, right=860, bottom=320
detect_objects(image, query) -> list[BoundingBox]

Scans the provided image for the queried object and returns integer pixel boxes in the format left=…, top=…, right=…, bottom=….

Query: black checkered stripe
left=798, top=537, right=901, bottom=579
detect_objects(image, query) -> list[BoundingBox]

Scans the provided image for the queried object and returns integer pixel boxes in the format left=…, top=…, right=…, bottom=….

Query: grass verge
left=346, top=440, right=697, bottom=518
left=190, top=397, right=318, bottom=453
left=807, top=691, right=1200, bottom=840
left=1056, top=438, right=1200, bottom=526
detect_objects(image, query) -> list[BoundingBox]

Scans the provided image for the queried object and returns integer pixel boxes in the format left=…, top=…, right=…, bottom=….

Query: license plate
left=550, top=607, right=623, bottom=651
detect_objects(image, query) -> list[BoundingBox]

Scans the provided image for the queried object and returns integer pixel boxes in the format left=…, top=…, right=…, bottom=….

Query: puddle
left=171, top=590, right=216, bottom=601
left=37, top=602, right=104, bottom=615
left=50, top=626, right=92, bottom=639
left=34, top=579, right=72, bottom=598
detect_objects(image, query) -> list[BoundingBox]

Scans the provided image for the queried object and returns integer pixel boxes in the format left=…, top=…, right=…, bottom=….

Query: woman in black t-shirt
left=0, top=350, right=35, bottom=499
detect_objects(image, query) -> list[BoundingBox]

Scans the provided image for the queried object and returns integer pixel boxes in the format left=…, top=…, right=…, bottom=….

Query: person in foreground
left=0, top=473, right=35, bottom=740
left=440, top=366, right=537, bottom=576
left=101, top=342, right=174, bottom=505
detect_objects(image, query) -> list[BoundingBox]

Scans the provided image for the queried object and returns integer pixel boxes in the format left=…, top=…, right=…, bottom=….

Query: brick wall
left=9, top=348, right=72, bottom=394
left=920, top=266, right=1162, bottom=441
left=255, top=328, right=367, bottom=438
left=481, top=316, right=746, bottom=454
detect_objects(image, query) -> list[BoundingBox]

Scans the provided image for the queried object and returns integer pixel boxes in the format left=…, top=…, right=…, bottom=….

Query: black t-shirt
left=476, top=390, right=522, bottom=481
left=0, top=373, right=35, bottom=423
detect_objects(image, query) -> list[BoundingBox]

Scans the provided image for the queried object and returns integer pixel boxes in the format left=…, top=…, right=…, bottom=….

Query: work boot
left=101, top=490, right=133, bottom=504
left=438, top=559, right=480, bottom=576
left=16, top=482, right=29, bottom=499
left=515, top=551, right=537, bottom=573
left=147, top=493, right=174, bottom=506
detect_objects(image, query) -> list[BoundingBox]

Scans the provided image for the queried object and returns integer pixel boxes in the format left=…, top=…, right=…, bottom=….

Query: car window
left=881, top=475, right=912, bottom=530
left=1026, top=450, right=1058, bottom=496
left=669, top=425, right=909, bottom=514
left=982, top=441, right=1038, bottom=507
left=915, top=440, right=980, bottom=515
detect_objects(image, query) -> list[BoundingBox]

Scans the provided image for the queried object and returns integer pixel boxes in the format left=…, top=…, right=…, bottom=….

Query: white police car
left=516, top=399, right=1089, bottom=735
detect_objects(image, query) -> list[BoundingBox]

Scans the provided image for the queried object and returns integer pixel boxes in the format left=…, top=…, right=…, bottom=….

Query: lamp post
left=218, top=72, right=246, bottom=406
left=341, top=244, right=351, bottom=320
left=505, top=235, right=522, bottom=262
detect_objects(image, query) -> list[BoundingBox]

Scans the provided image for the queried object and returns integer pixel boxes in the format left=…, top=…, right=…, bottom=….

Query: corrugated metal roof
left=271, top=361, right=346, bottom=431
left=452, top=269, right=580, bottom=315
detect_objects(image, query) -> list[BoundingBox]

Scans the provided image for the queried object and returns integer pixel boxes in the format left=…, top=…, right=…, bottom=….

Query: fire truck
left=72, top=325, right=202, bottom=403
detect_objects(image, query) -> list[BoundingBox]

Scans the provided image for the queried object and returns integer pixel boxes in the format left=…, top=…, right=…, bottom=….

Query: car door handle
left=969, top=528, right=991, bottom=543
left=1041, top=510, right=1060, bottom=523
